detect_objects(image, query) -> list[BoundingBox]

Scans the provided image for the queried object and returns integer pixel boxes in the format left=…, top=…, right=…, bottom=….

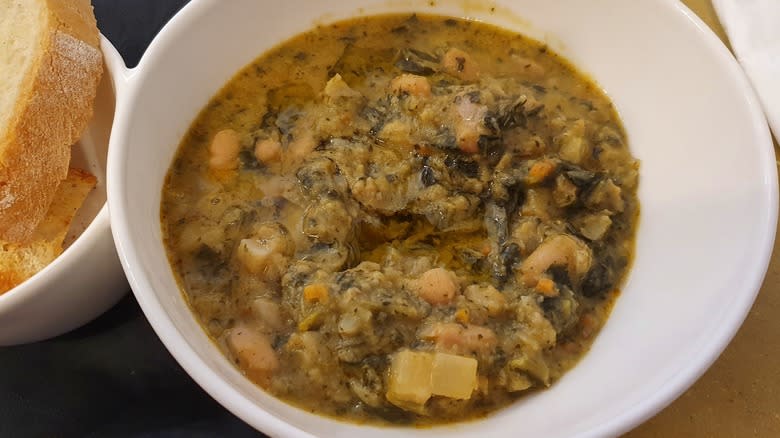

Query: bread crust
left=0, top=167, right=97, bottom=294
left=0, top=0, right=102, bottom=242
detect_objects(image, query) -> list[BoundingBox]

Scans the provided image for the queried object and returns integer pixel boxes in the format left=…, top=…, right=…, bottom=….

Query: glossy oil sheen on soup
left=161, top=14, right=639, bottom=425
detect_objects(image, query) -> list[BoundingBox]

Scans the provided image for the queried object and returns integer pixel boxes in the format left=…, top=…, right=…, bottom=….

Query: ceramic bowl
left=107, top=0, right=778, bottom=436
left=0, top=36, right=128, bottom=346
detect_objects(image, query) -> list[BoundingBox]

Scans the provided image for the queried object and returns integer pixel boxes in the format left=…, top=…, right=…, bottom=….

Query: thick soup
left=161, top=14, right=639, bottom=425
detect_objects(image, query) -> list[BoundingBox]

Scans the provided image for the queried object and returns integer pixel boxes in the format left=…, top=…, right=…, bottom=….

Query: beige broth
left=162, top=14, right=638, bottom=425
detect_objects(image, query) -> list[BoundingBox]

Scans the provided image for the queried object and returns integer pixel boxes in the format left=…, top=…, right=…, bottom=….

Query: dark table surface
left=0, top=1, right=260, bottom=437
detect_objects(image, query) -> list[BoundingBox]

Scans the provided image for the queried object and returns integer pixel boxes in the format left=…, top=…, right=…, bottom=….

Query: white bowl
left=0, top=36, right=128, bottom=346
left=107, top=1, right=778, bottom=437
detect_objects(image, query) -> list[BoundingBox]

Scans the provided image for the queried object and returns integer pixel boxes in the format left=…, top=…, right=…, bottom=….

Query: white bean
left=389, top=74, right=432, bottom=98
left=520, top=234, right=592, bottom=287
left=254, top=137, right=282, bottom=164
left=442, top=48, right=480, bottom=81
left=208, top=129, right=241, bottom=170
left=226, top=325, right=279, bottom=386
left=413, top=268, right=459, bottom=305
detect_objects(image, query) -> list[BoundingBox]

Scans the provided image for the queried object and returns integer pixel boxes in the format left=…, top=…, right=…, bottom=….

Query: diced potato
left=431, top=353, right=478, bottom=400
left=559, top=135, right=587, bottom=164
left=386, top=350, right=434, bottom=406
left=521, top=188, right=560, bottom=222
left=553, top=174, right=578, bottom=208
left=387, top=350, right=479, bottom=408
left=586, top=179, right=625, bottom=213
left=323, top=73, right=362, bottom=99
left=576, top=213, right=612, bottom=241
left=557, top=119, right=588, bottom=164
left=510, top=217, right=543, bottom=256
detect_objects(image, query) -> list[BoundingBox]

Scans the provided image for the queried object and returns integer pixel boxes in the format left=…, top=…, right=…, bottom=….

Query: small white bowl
left=0, top=36, right=128, bottom=346
left=107, top=1, right=778, bottom=437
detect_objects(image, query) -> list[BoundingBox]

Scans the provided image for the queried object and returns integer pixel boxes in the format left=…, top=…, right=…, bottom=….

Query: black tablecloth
left=0, top=2, right=260, bottom=436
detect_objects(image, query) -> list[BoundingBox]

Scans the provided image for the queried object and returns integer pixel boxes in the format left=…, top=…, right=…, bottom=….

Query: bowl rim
left=107, top=0, right=778, bottom=436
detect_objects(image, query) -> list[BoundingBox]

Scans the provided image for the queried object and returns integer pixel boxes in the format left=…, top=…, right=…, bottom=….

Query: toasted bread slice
left=0, top=0, right=103, bottom=242
left=0, top=168, right=96, bottom=294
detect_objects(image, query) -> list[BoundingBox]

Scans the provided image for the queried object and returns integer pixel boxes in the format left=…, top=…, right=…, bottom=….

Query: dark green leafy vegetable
left=458, top=247, right=486, bottom=271
left=444, top=155, right=480, bottom=178
left=564, top=169, right=599, bottom=187
left=525, top=104, right=545, bottom=117
left=421, top=164, right=437, bottom=186
left=493, top=96, right=528, bottom=130
left=193, top=244, right=228, bottom=277
left=499, top=242, right=521, bottom=278
left=478, top=135, right=504, bottom=165
left=239, top=149, right=261, bottom=170
left=360, top=104, right=388, bottom=136
left=503, top=181, right=525, bottom=219
left=259, top=110, right=277, bottom=130
left=484, top=202, right=512, bottom=283
left=541, top=286, right=580, bottom=333
left=296, top=157, right=345, bottom=196
left=547, top=265, right=572, bottom=289
left=581, top=257, right=618, bottom=298
left=431, top=128, right=458, bottom=151
left=394, top=48, right=439, bottom=76
left=275, top=108, right=302, bottom=139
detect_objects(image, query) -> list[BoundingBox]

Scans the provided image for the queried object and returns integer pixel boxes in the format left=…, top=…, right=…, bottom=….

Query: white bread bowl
left=0, top=36, right=128, bottom=346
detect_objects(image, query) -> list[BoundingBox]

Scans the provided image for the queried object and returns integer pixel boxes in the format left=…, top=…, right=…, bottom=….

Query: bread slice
left=0, top=0, right=103, bottom=242
left=0, top=167, right=96, bottom=294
